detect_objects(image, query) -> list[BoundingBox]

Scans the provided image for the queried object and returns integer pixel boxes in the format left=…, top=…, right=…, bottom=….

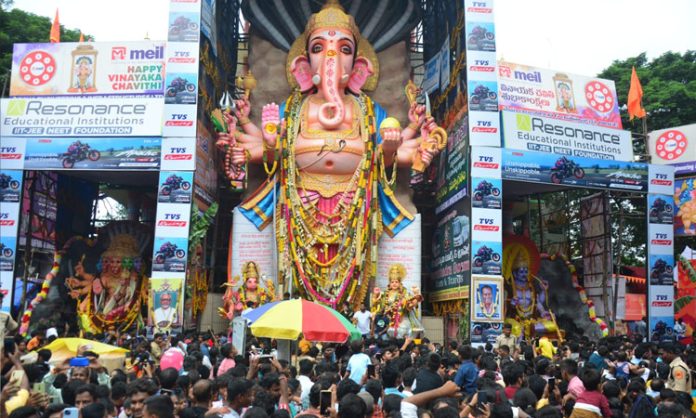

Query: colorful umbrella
left=243, top=299, right=362, bottom=342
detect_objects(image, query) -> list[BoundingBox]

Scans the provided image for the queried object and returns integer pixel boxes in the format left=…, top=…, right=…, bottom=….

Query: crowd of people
left=2, top=313, right=696, bottom=418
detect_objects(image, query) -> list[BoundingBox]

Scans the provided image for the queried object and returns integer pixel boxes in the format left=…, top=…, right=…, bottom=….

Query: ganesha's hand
left=261, top=103, right=281, bottom=147
left=407, top=102, right=426, bottom=127
left=381, top=128, right=402, bottom=154
left=216, top=131, right=236, bottom=150
left=234, top=98, right=251, bottom=121
left=230, top=146, right=248, bottom=165
left=222, top=111, right=238, bottom=132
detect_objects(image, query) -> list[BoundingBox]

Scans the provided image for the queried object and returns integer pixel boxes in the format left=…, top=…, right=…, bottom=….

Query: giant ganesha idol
left=217, top=0, right=443, bottom=307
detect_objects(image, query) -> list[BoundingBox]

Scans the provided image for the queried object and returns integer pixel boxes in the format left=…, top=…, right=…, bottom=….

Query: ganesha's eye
left=340, top=45, right=353, bottom=55
left=311, top=43, right=323, bottom=54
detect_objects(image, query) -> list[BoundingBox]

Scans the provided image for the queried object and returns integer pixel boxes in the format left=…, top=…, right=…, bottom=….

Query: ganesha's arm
left=238, top=119, right=263, bottom=139
left=236, top=132, right=265, bottom=164
left=394, top=136, right=421, bottom=167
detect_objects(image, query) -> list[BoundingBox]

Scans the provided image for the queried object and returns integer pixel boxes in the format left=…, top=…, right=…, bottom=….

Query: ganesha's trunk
left=318, top=55, right=345, bottom=130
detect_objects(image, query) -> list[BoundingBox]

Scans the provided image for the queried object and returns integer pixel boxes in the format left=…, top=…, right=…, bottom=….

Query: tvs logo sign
left=469, top=60, right=495, bottom=73
left=19, top=50, right=57, bottom=86
left=0, top=147, right=22, bottom=160
left=472, top=120, right=497, bottom=133
left=0, top=213, right=15, bottom=226
left=655, top=129, right=688, bottom=161
left=168, top=51, right=196, bottom=64
left=650, top=173, right=672, bottom=186
left=164, top=147, right=193, bottom=160
left=474, top=218, right=499, bottom=231
left=652, top=294, right=672, bottom=308
left=651, top=233, right=671, bottom=246
left=473, top=155, right=499, bottom=169
left=158, top=213, right=187, bottom=227
left=467, top=1, right=492, bottom=13
left=165, top=114, right=194, bottom=127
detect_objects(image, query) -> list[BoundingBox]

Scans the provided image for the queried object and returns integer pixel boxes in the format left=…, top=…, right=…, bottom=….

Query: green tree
left=598, top=51, right=696, bottom=133
left=0, top=5, right=88, bottom=94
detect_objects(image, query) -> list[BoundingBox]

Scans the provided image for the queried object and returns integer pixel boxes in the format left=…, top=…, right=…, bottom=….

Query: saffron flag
left=627, top=66, right=646, bottom=120
left=79, top=32, right=84, bottom=42
left=49, top=9, right=60, bottom=43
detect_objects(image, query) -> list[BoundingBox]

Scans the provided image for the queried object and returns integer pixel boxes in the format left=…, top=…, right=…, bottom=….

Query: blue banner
left=501, top=148, right=648, bottom=191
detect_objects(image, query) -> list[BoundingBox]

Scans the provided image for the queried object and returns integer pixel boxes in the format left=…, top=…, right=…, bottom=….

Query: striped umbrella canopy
left=243, top=298, right=362, bottom=343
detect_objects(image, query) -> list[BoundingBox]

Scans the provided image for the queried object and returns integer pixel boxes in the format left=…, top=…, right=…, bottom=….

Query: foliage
left=189, top=202, right=219, bottom=255
left=0, top=6, right=88, bottom=93
left=598, top=51, right=696, bottom=133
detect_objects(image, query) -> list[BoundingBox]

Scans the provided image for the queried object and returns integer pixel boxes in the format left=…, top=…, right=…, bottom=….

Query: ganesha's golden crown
left=305, top=0, right=360, bottom=40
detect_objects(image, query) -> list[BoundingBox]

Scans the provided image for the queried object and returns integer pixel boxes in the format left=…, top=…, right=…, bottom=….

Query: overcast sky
left=11, top=0, right=696, bottom=76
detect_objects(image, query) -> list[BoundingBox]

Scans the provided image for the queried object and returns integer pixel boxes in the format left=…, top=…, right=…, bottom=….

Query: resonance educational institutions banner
left=648, top=123, right=696, bottom=176
left=1, top=97, right=164, bottom=137
left=497, top=61, right=623, bottom=130
left=10, top=41, right=166, bottom=97
left=501, top=110, right=634, bottom=162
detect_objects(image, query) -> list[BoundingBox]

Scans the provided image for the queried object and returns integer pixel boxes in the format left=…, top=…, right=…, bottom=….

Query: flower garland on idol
left=275, top=91, right=383, bottom=308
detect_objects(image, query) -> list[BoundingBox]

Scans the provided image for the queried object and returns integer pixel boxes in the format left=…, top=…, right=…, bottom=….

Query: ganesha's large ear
left=290, top=55, right=313, bottom=92
left=347, top=56, right=374, bottom=94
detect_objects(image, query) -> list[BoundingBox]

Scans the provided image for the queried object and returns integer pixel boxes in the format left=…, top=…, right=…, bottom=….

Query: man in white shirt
left=352, top=304, right=372, bottom=338
left=297, top=359, right=314, bottom=409
left=154, top=292, right=179, bottom=329
left=346, top=339, right=371, bottom=384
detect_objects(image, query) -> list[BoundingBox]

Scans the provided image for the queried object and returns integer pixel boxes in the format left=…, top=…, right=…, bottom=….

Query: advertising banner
left=1, top=97, right=164, bottom=137
left=648, top=124, right=696, bottom=175
left=168, top=0, right=201, bottom=43
left=675, top=177, right=696, bottom=236
left=471, top=240, right=502, bottom=276
left=471, top=208, right=502, bottom=242
left=431, top=199, right=470, bottom=302
left=465, top=0, right=495, bottom=22
left=0, top=137, right=26, bottom=170
left=436, top=117, right=468, bottom=214
left=423, top=53, right=440, bottom=94
left=501, top=111, right=634, bottom=161
left=148, top=277, right=184, bottom=332
left=155, top=203, right=191, bottom=239
left=498, top=61, right=622, bottom=130
left=471, top=178, right=502, bottom=209
left=22, top=137, right=161, bottom=170
left=152, top=236, right=188, bottom=275
left=0, top=170, right=22, bottom=313
left=648, top=164, right=675, bottom=195
left=648, top=223, right=673, bottom=255
left=647, top=194, right=674, bottom=225
left=377, top=215, right=421, bottom=293
left=501, top=149, right=648, bottom=191
left=10, top=41, right=166, bottom=97
left=440, top=36, right=450, bottom=90
left=161, top=137, right=196, bottom=171
left=648, top=284, right=675, bottom=341
left=230, top=207, right=275, bottom=284
left=471, top=146, right=502, bottom=178
left=158, top=171, right=193, bottom=204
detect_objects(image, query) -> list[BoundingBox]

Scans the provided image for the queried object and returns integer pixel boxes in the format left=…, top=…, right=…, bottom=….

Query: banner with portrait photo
left=148, top=278, right=184, bottom=332
left=471, top=275, right=503, bottom=323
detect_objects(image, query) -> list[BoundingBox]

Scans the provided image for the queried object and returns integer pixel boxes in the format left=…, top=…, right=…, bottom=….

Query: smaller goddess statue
left=371, top=263, right=423, bottom=338
left=219, top=261, right=275, bottom=320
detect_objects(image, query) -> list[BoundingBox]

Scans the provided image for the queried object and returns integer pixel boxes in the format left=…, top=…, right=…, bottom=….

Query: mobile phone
left=477, top=390, right=487, bottom=405
left=548, top=377, right=556, bottom=391
left=32, top=382, right=46, bottom=393
left=63, top=408, right=79, bottom=418
left=320, top=390, right=332, bottom=416
left=367, top=364, right=375, bottom=377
